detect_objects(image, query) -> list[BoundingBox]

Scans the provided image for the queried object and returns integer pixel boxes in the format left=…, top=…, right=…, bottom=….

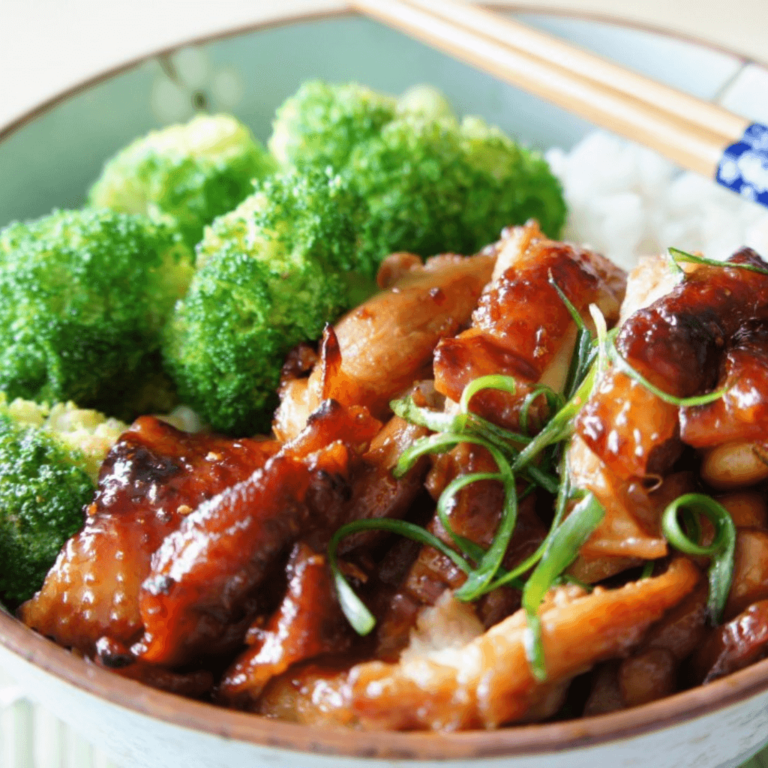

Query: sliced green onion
left=564, top=326, right=596, bottom=401
left=548, top=271, right=585, bottom=331
left=608, top=337, right=726, bottom=407
left=435, top=471, right=503, bottom=559
left=328, top=518, right=476, bottom=635
left=393, top=431, right=466, bottom=478
left=589, top=305, right=610, bottom=379
left=459, top=374, right=518, bottom=415
left=453, top=467, right=518, bottom=601
left=484, top=460, right=572, bottom=593
left=665, top=249, right=687, bottom=278
left=522, top=492, right=605, bottom=680
left=662, top=493, right=736, bottom=623
left=669, top=247, right=768, bottom=277
left=519, top=385, right=564, bottom=437
left=464, top=412, right=533, bottom=450
left=513, top=360, right=598, bottom=473
left=391, top=395, right=461, bottom=434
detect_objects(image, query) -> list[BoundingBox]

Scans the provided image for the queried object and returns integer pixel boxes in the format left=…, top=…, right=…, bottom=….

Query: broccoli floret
left=195, top=167, right=362, bottom=273
left=342, top=115, right=470, bottom=267
left=164, top=170, right=358, bottom=434
left=88, top=113, right=276, bottom=248
left=343, top=113, right=566, bottom=267
left=269, top=81, right=566, bottom=273
left=0, top=208, right=193, bottom=416
left=458, top=116, right=566, bottom=245
left=0, top=396, right=126, bottom=606
left=269, top=80, right=397, bottom=172
left=396, top=84, right=457, bottom=121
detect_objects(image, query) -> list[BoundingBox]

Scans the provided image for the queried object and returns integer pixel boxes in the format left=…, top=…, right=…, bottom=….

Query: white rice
left=546, top=131, right=768, bottom=272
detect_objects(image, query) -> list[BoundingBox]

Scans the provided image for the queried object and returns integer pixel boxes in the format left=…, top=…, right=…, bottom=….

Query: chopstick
left=351, top=0, right=767, bottom=203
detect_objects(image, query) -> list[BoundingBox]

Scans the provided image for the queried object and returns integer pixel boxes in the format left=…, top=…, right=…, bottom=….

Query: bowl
left=2, top=4, right=768, bottom=767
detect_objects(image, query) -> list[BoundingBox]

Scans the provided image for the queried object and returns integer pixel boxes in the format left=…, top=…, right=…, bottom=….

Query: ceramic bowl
left=2, top=4, right=768, bottom=767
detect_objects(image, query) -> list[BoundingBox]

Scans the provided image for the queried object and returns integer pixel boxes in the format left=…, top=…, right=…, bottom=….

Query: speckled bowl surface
left=2, top=5, right=768, bottom=767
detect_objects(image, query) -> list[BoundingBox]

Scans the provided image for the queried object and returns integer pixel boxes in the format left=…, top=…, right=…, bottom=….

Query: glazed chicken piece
left=584, top=579, right=709, bottom=714
left=372, top=445, right=548, bottom=660
left=373, top=224, right=626, bottom=651
left=433, top=221, right=625, bottom=428
left=273, top=249, right=496, bottom=441
left=298, top=558, right=699, bottom=730
left=19, top=417, right=279, bottom=655
left=135, top=402, right=382, bottom=667
left=570, top=249, right=768, bottom=576
left=691, top=600, right=768, bottom=684
left=577, top=248, right=768, bottom=481
left=680, top=321, right=768, bottom=489
left=680, top=321, right=768, bottom=448
left=218, top=542, right=353, bottom=708
left=332, top=413, right=431, bottom=558
left=566, top=436, right=670, bottom=562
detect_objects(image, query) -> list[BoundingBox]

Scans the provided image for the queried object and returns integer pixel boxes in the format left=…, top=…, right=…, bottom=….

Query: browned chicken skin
left=20, top=417, right=280, bottom=654
left=135, top=402, right=382, bottom=667
left=19, top=229, right=768, bottom=733
left=274, top=250, right=495, bottom=441
left=578, top=249, right=768, bottom=481
left=434, top=221, right=625, bottom=427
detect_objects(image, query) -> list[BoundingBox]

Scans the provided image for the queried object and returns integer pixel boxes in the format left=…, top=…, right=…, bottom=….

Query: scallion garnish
left=329, top=280, right=609, bottom=680
left=519, top=384, right=564, bottom=437
left=328, top=517, right=477, bottom=635
left=668, top=247, right=768, bottom=278
left=661, top=493, right=736, bottom=623
left=522, top=491, right=605, bottom=681
left=607, top=335, right=726, bottom=407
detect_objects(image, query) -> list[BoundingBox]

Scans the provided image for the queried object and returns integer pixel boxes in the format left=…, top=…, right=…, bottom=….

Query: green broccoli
left=0, top=396, right=126, bottom=606
left=163, top=169, right=359, bottom=435
left=342, top=115, right=470, bottom=268
left=0, top=208, right=193, bottom=417
left=342, top=113, right=565, bottom=268
left=88, top=113, right=276, bottom=249
left=396, top=84, right=457, bottom=121
left=268, top=81, right=566, bottom=274
left=268, top=80, right=397, bottom=172
left=457, top=115, right=567, bottom=247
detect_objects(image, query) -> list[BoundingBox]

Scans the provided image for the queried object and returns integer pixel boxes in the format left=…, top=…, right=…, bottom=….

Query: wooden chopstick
left=351, top=0, right=751, bottom=180
left=401, top=0, right=748, bottom=142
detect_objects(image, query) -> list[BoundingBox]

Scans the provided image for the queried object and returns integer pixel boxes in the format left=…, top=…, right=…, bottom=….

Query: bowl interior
left=1, top=6, right=768, bottom=768
left=0, top=7, right=747, bottom=227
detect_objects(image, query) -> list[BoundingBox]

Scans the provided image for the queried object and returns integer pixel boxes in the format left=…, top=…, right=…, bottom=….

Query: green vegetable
left=668, top=246, right=768, bottom=278
left=330, top=291, right=603, bottom=678
left=457, top=116, right=567, bottom=249
left=343, top=114, right=565, bottom=273
left=0, top=396, right=124, bottom=606
left=88, top=113, right=276, bottom=249
left=661, top=493, right=736, bottom=623
left=163, top=169, right=359, bottom=434
left=328, top=517, right=476, bottom=637
left=396, top=84, right=457, bottom=121
left=0, top=208, right=193, bottom=416
left=269, top=81, right=566, bottom=277
left=269, top=80, right=398, bottom=172
left=521, top=490, right=604, bottom=680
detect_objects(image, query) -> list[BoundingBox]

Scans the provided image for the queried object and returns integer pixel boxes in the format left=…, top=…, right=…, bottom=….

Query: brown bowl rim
left=4, top=605, right=768, bottom=760
left=1, top=2, right=767, bottom=761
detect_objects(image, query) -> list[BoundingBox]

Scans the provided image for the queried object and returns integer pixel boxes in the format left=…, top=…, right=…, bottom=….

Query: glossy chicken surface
left=20, top=417, right=280, bottom=655
left=18, top=228, right=768, bottom=729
